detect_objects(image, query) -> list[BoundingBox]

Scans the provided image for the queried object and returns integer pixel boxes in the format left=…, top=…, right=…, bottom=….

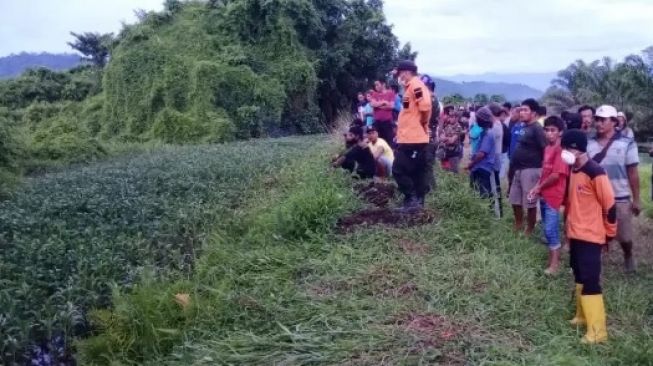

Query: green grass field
left=2, top=136, right=652, bottom=365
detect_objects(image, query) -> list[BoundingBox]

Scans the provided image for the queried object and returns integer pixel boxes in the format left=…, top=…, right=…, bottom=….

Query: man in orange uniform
left=392, top=60, right=434, bottom=211
left=561, top=129, right=617, bottom=344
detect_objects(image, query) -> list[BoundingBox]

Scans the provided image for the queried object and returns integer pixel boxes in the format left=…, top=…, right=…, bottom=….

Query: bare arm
left=466, top=151, right=487, bottom=170
left=332, top=156, right=346, bottom=168
left=627, top=164, right=641, bottom=215
left=532, top=173, right=560, bottom=194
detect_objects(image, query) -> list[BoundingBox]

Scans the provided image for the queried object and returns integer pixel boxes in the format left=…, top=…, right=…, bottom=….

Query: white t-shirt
left=491, top=120, right=503, bottom=172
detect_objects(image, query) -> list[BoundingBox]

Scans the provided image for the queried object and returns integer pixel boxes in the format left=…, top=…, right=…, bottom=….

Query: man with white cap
left=616, top=111, right=635, bottom=140
left=587, top=105, right=641, bottom=273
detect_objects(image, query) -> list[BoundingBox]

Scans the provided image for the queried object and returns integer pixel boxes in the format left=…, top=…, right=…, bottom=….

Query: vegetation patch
left=0, top=136, right=316, bottom=364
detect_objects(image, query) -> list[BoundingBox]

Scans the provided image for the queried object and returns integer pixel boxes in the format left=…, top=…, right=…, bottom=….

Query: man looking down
left=392, top=60, right=434, bottom=212
left=332, top=126, right=376, bottom=180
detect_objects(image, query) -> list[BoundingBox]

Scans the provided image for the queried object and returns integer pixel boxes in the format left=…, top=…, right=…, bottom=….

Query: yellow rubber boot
left=569, top=284, right=585, bottom=326
left=580, top=294, right=608, bottom=344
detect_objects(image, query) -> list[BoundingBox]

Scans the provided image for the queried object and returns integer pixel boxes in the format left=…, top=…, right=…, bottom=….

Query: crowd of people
left=332, top=59, right=653, bottom=345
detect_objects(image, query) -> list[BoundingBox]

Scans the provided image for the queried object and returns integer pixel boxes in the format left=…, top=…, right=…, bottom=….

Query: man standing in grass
left=529, top=116, right=569, bottom=275
left=509, top=99, right=546, bottom=235
left=466, top=107, right=499, bottom=217
left=393, top=60, right=433, bottom=212
left=561, top=129, right=616, bottom=344
left=371, top=79, right=396, bottom=146
left=488, top=103, right=505, bottom=217
left=587, top=105, right=641, bottom=273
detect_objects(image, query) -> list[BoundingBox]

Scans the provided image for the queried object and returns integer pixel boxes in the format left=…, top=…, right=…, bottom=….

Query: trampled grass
left=3, top=136, right=653, bottom=365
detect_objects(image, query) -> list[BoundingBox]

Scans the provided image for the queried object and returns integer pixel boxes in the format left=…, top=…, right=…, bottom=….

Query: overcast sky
left=1, top=0, right=652, bottom=76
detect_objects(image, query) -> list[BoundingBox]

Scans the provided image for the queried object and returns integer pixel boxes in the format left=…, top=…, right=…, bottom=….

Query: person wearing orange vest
left=392, top=60, right=434, bottom=212
left=561, top=129, right=617, bottom=344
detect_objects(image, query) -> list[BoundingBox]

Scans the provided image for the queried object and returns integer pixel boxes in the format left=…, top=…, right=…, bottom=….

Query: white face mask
left=561, top=150, right=577, bottom=166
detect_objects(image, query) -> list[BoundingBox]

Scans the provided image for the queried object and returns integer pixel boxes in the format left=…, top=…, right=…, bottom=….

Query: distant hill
left=0, top=52, right=81, bottom=79
left=443, top=72, right=557, bottom=92
left=432, top=77, right=544, bottom=101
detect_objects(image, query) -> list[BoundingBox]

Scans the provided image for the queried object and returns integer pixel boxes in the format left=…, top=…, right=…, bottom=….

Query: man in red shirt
left=371, top=79, right=397, bottom=147
left=529, top=116, right=569, bottom=275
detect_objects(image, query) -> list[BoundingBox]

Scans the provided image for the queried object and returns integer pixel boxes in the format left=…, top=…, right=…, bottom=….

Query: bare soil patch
left=336, top=208, right=437, bottom=233
left=354, top=181, right=396, bottom=208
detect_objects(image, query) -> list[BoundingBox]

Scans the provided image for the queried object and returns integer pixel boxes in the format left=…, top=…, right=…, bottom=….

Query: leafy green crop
left=0, top=136, right=314, bottom=363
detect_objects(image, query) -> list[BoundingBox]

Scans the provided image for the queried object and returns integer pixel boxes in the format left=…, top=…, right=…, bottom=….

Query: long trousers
left=393, top=143, right=435, bottom=200
left=570, top=239, right=603, bottom=295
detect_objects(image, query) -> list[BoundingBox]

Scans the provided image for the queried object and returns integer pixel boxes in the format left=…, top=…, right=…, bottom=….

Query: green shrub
left=79, top=95, right=106, bottom=136
left=30, top=116, right=106, bottom=163
left=21, top=101, right=65, bottom=130
left=0, top=115, right=23, bottom=196
left=151, top=107, right=234, bottom=144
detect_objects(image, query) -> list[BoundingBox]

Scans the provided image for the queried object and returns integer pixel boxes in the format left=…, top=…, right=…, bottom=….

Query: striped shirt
left=587, top=134, right=639, bottom=201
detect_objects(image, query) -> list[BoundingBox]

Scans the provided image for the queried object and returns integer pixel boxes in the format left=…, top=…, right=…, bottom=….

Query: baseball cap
left=396, top=60, right=418, bottom=73
left=561, top=129, right=588, bottom=153
left=595, top=105, right=618, bottom=119
left=617, top=111, right=626, bottom=118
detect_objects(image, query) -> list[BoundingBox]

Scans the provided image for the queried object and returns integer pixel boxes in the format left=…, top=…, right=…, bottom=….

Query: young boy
left=332, top=126, right=376, bottom=179
left=366, top=126, right=394, bottom=178
left=466, top=107, right=498, bottom=217
left=561, top=129, right=616, bottom=344
left=528, top=116, right=569, bottom=275
left=364, top=91, right=375, bottom=130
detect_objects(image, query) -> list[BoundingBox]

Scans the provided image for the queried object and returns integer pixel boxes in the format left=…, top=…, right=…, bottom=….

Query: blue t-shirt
left=364, top=104, right=374, bottom=127
left=470, top=123, right=484, bottom=153
left=471, top=129, right=496, bottom=173
left=394, top=95, right=402, bottom=113
left=509, top=121, right=525, bottom=158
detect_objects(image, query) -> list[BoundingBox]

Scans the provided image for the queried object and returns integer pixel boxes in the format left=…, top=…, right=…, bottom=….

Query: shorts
left=509, top=168, right=541, bottom=209
left=615, top=201, right=633, bottom=243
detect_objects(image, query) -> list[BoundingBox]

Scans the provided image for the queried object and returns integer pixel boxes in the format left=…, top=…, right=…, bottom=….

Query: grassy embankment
left=2, top=136, right=652, bottom=365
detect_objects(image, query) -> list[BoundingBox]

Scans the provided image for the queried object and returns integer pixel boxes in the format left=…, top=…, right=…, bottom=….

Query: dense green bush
left=0, top=67, right=99, bottom=110
left=30, top=115, right=106, bottom=163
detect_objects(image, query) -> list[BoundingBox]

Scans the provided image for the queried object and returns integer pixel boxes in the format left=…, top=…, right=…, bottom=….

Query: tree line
left=543, top=47, right=653, bottom=139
